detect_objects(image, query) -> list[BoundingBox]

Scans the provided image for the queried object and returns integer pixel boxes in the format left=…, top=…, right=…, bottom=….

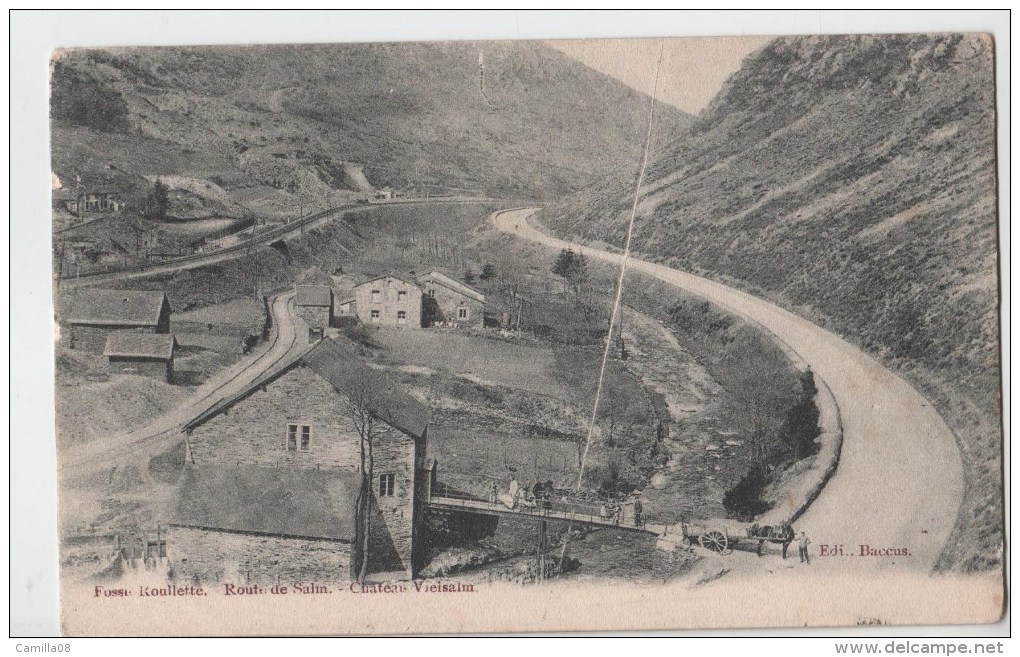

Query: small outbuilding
left=295, top=285, right=334, bottom=341
left=104, top=332, right=178, bottom=382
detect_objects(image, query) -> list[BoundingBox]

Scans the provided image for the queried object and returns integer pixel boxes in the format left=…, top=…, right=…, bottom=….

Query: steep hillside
left=50, top=41, right=693, bottom=208
left=545, top=34, right=1001, bottom=572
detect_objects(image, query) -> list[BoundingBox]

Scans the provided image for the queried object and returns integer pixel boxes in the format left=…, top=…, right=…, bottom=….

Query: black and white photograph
left=21, top=11, right=1008, bottom=636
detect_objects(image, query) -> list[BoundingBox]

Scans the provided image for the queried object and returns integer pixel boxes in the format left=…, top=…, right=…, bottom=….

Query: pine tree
left=146, top=179, right=170, bottom=219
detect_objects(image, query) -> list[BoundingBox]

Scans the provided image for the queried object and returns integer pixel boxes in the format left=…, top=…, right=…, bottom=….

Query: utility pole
left=536, top=518, right=547, bottom=584
left=56, top=240, right=66, bottom=289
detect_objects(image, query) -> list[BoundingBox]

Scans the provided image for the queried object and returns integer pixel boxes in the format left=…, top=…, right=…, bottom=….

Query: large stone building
left=170, top=337, right=431, bottom=583
left=418, top=270, right=486, bottom=328
left=104, top=332, right=177, bottom=382
left=350, top=275, right=422, bottom=328
left=63, top=289, right=172, bottom=353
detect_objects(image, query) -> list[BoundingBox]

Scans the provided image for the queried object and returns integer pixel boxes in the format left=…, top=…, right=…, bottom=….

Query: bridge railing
left=430, top=478, right=635, bottom=527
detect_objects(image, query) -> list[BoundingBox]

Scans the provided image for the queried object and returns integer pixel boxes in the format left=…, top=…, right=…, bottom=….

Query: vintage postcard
left=51, top=33, right=1004, bottom=635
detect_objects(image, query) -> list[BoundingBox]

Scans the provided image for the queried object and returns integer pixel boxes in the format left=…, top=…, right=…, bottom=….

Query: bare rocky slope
left=545, top=34, right=1001, bottom=572
left=50, top=41, right=692, bottom=207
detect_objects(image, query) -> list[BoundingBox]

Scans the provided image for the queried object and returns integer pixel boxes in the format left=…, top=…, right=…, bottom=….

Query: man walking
left=798, top=531, right=812, bottom=564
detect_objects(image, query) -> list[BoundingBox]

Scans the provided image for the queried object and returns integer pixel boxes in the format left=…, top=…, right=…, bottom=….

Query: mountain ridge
left=544, top=33, right=1001, bottom=572
left=50, top=41, right=694, bottom=212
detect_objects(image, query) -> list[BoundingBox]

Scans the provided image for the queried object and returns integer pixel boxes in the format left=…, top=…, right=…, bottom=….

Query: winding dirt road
left=59, top=291, right=304, bottom=483
left=494, top=207, right=963, bottom=573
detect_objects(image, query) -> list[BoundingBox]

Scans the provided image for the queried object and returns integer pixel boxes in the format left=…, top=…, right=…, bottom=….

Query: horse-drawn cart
left=680, top=520, right=794, bottom=557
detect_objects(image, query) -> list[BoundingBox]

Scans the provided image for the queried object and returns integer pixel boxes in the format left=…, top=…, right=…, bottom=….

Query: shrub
left=779, top=369, right=822, bottom=461
left=344, top=324, right=382, bottom=350
left=722, top=466, right=772, bottom=521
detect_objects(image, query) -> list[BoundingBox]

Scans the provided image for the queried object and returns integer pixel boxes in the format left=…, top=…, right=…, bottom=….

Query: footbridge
left=426, top=479, right=667, bottom=536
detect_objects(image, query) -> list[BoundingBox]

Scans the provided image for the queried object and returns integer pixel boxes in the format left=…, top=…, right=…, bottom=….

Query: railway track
left=58, top=197, right=501, bottom=288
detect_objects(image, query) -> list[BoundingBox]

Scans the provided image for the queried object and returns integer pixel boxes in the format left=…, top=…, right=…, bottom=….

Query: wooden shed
left=104, top=332, right=178, bottom=382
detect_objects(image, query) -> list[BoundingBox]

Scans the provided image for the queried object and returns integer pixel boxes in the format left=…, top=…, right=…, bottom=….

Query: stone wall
left=354, top=277, right=422, bottom=328
left=187, top=364, right=419, bottom=575
left=167, top=525, right=351, bottom=585
left=426, top=284, right=484, bottom=327
left=296, top=305, right=331, bottom=331
left=107, top=356, right=170, bottom=382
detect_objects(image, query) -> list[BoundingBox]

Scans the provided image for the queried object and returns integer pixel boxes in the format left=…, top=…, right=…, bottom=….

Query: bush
left=779, top=369, right=822, bottom=461
left=584, top=457, right=637, bottom=498
left=422, top=295, right=443, bottom=327
left=344, top=324, right=382, bottom=350
left=722, top=466, right=772, bottom=521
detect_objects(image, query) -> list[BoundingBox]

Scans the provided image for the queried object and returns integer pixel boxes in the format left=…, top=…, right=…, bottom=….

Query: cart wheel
left=699, top=529, right=729, bottom=554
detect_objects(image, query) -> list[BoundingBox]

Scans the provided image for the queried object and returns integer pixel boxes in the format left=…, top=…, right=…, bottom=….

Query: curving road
left=494, top=207, right=963, bottom=573
left=59, top=291, right=304, bottom=483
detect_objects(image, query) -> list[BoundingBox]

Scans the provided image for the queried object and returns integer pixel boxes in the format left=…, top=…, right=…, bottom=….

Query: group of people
left=491, top=476, right=554, bottom=512
left=599, top=493, right=643, bottom=527
left=490, top=476, right=646, bottom=527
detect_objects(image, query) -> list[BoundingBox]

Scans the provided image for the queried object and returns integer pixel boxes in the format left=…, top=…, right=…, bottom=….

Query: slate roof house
left=418, top=270, right=486, bottom=328
left=104, top=332, right=178, bottom=382
left=63, top=289, right=172, bottom=353
left=294, top=284, right=334, bottom=342
left=170, top=337, right=431, bottom=583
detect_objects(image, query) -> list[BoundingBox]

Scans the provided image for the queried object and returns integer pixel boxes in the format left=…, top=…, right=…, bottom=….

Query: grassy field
left=374, top=329, right=563, bottom=396
left=369, top=325, right=668, bottom=498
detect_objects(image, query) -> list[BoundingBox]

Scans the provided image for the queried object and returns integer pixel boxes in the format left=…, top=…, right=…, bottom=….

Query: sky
left=547, top=36, right=773, bottom=115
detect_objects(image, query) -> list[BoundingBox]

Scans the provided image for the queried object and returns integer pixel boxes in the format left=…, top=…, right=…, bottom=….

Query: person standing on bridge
left=798, top=531, right=812, bottom=564
left=633, top=493, right=643, bottom=528
left=508, top=476, right=520, bottom=510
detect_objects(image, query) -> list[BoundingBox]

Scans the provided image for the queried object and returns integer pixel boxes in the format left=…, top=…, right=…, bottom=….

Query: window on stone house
left=372, top=289, right=380, bottom=302
left=397, top=290, right=406, bottom=303
left=397, top=310, right=407, bottom=324
left=370, top=309, right=380, bottom=323
left=458, top=307, right=468, bottom=319
left=378, top=473, right=396, bottom=497
left=286, top=423, right=311, bottom=451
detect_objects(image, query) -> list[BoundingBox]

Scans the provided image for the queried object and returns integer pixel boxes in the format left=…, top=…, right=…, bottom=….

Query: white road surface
left=59, top=292, right=304, bottom=482
left=494, top=207, right=964, bottom=573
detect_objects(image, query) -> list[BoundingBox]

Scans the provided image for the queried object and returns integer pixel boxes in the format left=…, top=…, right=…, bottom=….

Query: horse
left=750, top=522, right=795, bottom=558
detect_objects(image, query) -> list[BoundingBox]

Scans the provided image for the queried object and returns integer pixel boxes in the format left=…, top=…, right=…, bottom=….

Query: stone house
left=104, top=332, right=177, bottom=382
left=294, top=285, right=334, bottom=341
left=334, top=295, right=358, bottom=326
left=63, top=289, right=172, bottom=353
left=418, top=270, right=485, bottom=327
left=352, top=275, right=422, bottom=328
left=171, top=337, right=431, bottom=583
